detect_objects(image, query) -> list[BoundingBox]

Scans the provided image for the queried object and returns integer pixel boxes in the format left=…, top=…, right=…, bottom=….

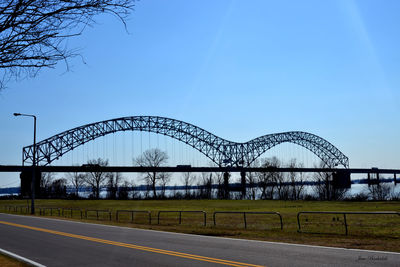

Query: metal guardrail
left=62, top=208, right=83, bottom=219
left=116, top=210, right=151, bottom=224
left=157, top=211, right=207, bottom=226
left=4, top=205, right=30, bottom=214
left=85, top=209, right=112, bottom=221
left=213, top=211, right=283, bottom=230
left=4, top=205, right=15, bottom=212
left=3, top=205, right=13, bottom=212
left=16, top=205, right=30, bottom=214
left=39, top=207, right=61, bottom=216
left=297, top=211, right=400, bottom=235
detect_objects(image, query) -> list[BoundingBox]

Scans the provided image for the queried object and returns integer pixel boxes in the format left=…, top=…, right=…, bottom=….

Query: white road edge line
left=2, top=212, right=400, bottom=256
left=0, top=247, right=46, bottom=267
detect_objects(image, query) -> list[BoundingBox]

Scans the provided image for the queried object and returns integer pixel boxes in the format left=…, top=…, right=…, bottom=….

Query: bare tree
left=286, top=159, right=306, bottom=200
left=214, top=171, right=224, bottom=199
left=246, top=159, right=260, bottom=200
left=198, top=172, right=213, bottom=199
left=368, top=182, right=392, bottom=201
left=118, top=180, right=131, bottom=200
left=181, top=172, right=195, bottom=198
left=246, top=172, right=257, bottom=200
left=40, top=172, right=54, bottom=198
left=257, top=157, right=280, bottom=200
left=390, top=187, right=400, bottom=200
left=135, top=148, right=169, bottom=199
left=84, top=158, right=109, bottom=199
left=106, top=172, right=123, bottom=199
left=67, top=172, right=85, bottom=197
left=159, top=172, right=171, bottom=199
left=49, top=178, right=68, bottom=198
left=312, top=161, right=348, bottom=200
left=276, top=172, right=289, bottom=200
left=0, top=0, right=134, bottom=89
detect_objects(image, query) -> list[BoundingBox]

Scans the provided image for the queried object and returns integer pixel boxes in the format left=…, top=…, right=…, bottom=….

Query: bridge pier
left=223, top=172, right=230, bottom=199
left=20, top=170, right=41, bottom=199
left=240, top=171, right=246, bottom=199
left=367, top=170, right=380, bottom=187
left=332, top=170, right=351, bottom=189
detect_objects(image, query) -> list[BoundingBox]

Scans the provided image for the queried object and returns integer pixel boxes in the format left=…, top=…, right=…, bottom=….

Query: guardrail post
left=213, top=212, right=216, bottom=226
left=157, top=211, right=161, bottom=225
left=297, top=212, right=301, bottom=232
left=277, top=213, right=283, bottom=230
left=343, top=214, right=348, bottom=235
left=243, top=212, right=247, bottom=229
left=179, top=211, right=182, bottom=225
left=203, top=212, right=206, bottom=226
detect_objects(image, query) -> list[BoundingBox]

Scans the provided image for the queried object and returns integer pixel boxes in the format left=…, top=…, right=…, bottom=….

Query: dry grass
left=0, top=253, right=29, bottom=267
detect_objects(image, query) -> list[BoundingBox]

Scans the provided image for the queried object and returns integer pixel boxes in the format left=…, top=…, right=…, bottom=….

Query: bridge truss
left=22, top=116, right=349, bottom=168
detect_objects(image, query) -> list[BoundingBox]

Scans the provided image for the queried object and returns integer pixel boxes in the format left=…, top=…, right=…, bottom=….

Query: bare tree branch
left=135, top=148, right=169, bottom=199
left=0, top=0, right=135, bottom=89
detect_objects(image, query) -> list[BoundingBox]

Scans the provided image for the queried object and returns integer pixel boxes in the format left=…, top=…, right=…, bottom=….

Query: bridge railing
left=85, top=209, right=112, bottom=221
left=213, top=211, right=283, bottom=230
left=297, top=211, right=400, bottom=235
left=157, top=211, right=207, bottom=226
left=116, top=210, right=151, bottom=224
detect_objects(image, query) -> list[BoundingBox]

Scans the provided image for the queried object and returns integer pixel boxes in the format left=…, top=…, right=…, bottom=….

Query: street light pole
left=14, top=113, right=37, bottom=215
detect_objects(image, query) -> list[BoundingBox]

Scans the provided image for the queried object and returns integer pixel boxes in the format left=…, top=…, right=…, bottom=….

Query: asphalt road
left=0, top=213, right=399, bottom=267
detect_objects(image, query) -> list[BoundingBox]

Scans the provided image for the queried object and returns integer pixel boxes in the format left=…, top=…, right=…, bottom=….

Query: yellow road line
left=0, top=220, right=265, bottom=267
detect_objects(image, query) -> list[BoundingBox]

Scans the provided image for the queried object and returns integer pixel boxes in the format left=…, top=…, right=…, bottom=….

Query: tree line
left=36, top=148, right=400, bottom=201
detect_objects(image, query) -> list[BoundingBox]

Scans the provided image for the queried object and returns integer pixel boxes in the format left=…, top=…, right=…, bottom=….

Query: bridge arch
left=22, top=116, right=349, bottom=168
left=244, top=132, right=349, bottom=167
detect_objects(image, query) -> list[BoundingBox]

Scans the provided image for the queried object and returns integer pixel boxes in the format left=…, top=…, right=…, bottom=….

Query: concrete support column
left=223, top=172, right=230, bottom=199
left=240, top=171, right=246, bottom=199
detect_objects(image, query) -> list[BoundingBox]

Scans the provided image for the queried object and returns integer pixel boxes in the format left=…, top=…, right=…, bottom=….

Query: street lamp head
left=13, top=113, right=21, bottom=116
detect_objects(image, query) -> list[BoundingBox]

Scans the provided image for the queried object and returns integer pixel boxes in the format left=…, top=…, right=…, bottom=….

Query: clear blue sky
left=1, top=0, right=399, bottom=186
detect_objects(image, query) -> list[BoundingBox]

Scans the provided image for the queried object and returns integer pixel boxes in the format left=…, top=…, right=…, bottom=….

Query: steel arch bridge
left=22, top=116, right=349, bottom=168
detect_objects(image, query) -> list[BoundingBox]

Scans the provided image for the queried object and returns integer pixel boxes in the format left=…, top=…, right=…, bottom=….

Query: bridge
left=21, top=116, right=349, bottom=168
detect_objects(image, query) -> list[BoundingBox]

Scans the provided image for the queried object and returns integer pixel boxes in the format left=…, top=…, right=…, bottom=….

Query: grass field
left=0, top=253, right=29, bottom=267
left=1, top=199, right=399, bottom=252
